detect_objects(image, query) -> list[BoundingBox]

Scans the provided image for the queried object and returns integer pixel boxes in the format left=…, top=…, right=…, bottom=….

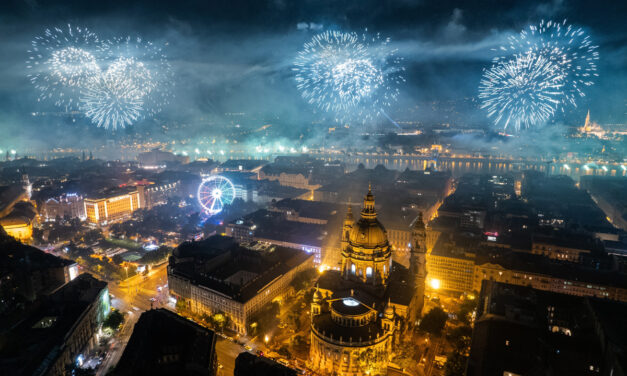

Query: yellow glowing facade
left=1, top=220, right=33, bottom=243
left=84, top=190, right=141, bottom=226
left=310, top=187, right=399, bottom=376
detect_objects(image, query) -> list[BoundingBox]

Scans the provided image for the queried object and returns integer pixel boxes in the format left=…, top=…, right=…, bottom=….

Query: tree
left=103, top=309, right=124, bottom=330
left=248, top=301, right=280, bottom=336
left=457, top=297, right=478, bottom=325
left=447, top=325, right=472, bottom=353
left=419, top=307, right=448, bottom=335
left=290, top=267, right=317, bottom=291
left=444, top=352, right=467, bottom=376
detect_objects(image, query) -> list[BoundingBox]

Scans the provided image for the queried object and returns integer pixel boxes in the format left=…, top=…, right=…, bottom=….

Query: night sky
left=0, top=0, right=625, bottom=148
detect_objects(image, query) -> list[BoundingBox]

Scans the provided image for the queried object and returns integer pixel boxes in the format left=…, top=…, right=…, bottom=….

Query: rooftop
left=169, top=235, right=313, bottom=303
left=114, top=309, right=217, bottom=376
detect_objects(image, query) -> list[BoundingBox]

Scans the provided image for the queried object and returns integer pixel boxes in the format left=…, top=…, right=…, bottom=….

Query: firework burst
left=479, top=52, right=565, bottom=131
left=494, top=19, right=599, bottom=109
left=294, top=30, right=404, bottom=123
left=27, top=25, right=102, bottom=110
left=100, top=36, right=174, bottom=116
left=80, top=64, right=144, bottom=130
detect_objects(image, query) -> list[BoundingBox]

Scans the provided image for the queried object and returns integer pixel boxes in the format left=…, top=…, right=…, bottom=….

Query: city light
left=264, top=334, right=269, bottom=343
left=429, top=278, right=441, bottom=290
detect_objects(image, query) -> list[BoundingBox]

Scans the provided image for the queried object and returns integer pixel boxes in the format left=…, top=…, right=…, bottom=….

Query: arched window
left=383, top=265, right=387, bottom=274
left=351, top=264, right=356, bottom=274
left=366, top=267, right=373, bottom=277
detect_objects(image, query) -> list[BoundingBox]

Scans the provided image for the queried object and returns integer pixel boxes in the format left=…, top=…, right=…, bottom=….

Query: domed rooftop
left=349, top=217, right=388, bottom=248
left=347, top=184, right=389, bottom=249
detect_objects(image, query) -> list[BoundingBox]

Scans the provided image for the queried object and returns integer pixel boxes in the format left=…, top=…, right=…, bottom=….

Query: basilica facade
left=309, top=187, right=427, bottom=375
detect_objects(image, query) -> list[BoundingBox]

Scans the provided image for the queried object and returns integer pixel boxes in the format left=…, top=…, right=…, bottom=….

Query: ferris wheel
left=197, top=175, right=236, bottom=215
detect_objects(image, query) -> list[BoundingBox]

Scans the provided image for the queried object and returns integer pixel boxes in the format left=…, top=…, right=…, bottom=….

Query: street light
left=264, top=334, right=269, bottom=344
left=429, top=278, right=441, bottom=290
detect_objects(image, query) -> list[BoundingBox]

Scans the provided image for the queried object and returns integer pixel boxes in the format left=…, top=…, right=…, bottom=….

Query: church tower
left=409, top=212, right=427, bottom=321
left=584, top=110, right=591, bottom=132
left=340, top=185, right=392, bottom=286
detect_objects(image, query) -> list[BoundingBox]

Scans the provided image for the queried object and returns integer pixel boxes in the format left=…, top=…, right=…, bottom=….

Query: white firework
left=294, top=30, right=404, bottom=123
left=27, top=24, right=102, bottom=111
left=100, top=36, right=174, bottom=116
left=494, top=19, right=599, bottom=110
left=80, top=65, right=144, bottom=130
left=479, top=52, right=565, bottom=131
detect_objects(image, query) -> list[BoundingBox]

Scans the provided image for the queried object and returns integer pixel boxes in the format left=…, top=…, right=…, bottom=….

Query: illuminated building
left=41, top=193, right=85, bottom=221
left=0, top=180, right=35, bottom=243
left=310, top=187, right=423, bottom=375
left=168, top=236, right=313, bottom=334
left=426, top=236, right=627, bottom=302
left=578, top=110, right=606, bottom=139
left=0, top=216, right=33, bottom=243
left=137, top=181, right=180, bottom=209
left=84, top=188, right=141, bottom=226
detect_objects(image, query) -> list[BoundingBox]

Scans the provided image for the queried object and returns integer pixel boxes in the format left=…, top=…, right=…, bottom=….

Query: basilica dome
left=349, top=217, right=388, bottom=248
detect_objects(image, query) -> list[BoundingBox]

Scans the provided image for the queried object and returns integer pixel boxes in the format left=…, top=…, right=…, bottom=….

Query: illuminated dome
left=348, top=217, right=388, bottom=248
left=347, top=185, right=389, bottom=249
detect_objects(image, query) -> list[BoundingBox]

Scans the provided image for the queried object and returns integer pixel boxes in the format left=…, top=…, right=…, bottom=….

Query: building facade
left=168, top=237, right=314, bottom=334
left=84, top=189, right=141, bottom=226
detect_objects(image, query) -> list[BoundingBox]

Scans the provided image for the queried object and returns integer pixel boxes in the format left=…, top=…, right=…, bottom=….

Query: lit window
left=366, top=267, right=373, bottom=277
left=351, top=264, right=356, bottom=274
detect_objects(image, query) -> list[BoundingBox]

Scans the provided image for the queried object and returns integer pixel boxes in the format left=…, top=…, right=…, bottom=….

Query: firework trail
left=479, top=52, right=565, bottom=131
left=494, top=19, right=599, bottom=110
left=27, top=25, right=102, bottom=111
left=294, top=30, right=404, bottom=123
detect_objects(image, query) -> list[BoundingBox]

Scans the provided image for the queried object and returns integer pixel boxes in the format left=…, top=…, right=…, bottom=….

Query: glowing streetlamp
left=429, top=278, right=441, bottom=290
left=264, top=334, right=269, bottom=344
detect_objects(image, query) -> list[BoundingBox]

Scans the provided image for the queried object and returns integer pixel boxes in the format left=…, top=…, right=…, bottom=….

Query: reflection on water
left=311, top=152, right=626, bottom=180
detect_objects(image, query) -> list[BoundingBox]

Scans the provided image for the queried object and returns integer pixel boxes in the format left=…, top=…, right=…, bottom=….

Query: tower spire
left=362, top=184, right=376, bottom=218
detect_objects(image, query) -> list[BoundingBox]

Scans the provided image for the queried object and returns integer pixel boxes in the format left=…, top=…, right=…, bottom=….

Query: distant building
left=0, top=183, right=36, bottom=243
left=137, top=180, right=181, bottom=209
left=531, top=232, right=595, bottom=262
left=114, top=309, right=217, bottom=376
left=218, top=159, right=267, bottom=174
left=138, top=149, right=189, bottom=167
left=426, top=234, right=627, bottom=301
left=468, top=280, right=627, bottom=376
left=84, top=188, right=141, bottom=226
left=234, top=352, right=297, bottom=376
left=0, top=273, right=109, bottom=376
left=41, top=193, right=85, bottom=221
left=168, top=235, right=313, bottom=334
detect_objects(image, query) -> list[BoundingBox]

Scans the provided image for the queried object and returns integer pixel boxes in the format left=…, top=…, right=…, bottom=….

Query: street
left=96, top=263, right=169, bottom=375
left=216, top=337, right=245, bottom=376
